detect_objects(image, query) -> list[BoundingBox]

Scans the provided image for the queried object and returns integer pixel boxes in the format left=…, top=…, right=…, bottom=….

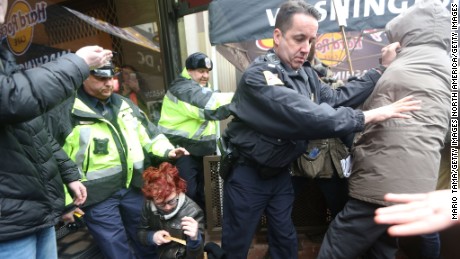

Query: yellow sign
left=254, top=33, right=363, bottom=68
left=315, top=33, right=363, bottom=67
left=256, top=38, right=273, bottom=51
left=315, top=33, right=348, bottom=67
left=1, top=0, right=48, bottom=56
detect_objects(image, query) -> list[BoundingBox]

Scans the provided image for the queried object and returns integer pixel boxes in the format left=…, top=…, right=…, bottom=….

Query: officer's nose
left=300, top=40, right=310, bottom=53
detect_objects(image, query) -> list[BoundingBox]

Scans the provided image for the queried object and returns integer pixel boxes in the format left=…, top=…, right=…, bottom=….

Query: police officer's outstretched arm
left=137, top=109, right=190, bottom=160
left=319, top=42, right=401, bottom=109
left=166, top=78, right=234, bottom=121
left=363, top=95, right=421, bottom=124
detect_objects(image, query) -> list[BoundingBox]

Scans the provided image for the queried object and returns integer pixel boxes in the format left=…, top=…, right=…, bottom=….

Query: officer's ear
left=273, top=28, right=282, bottom=46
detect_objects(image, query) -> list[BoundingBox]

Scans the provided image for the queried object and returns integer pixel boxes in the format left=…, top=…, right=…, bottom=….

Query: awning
left=209, top=0, right=419, bottom=45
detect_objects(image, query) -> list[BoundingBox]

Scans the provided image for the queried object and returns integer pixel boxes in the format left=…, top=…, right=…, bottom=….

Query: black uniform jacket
left=226, top=49, right=381, bottom=168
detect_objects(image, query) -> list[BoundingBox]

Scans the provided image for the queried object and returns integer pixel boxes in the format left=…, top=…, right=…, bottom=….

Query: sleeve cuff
left=373, top=65, right=387, bottom=75
left=164, top=149, right=172, bottom=158
left=355, top=110, right=365, bottom=132
left=186, top=233, right=202, bottom=250
left=147, top=231, right=156, bottom=246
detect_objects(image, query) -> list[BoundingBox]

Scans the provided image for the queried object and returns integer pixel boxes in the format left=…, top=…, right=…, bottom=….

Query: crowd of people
left=0, top=0, right=455, bottom=258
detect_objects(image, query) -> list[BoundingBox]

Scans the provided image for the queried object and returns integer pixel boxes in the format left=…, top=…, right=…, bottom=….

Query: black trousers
left=175, top=155, right=206, bottom=211
left=222, top=163, right=297, bottom=259
left=318, top=198, right=398, bottom=259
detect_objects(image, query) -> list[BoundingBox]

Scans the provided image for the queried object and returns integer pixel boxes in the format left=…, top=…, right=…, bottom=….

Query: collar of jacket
left=265, top=49, right=312, bottom=76
left=74, top=87, right=123, bottom=119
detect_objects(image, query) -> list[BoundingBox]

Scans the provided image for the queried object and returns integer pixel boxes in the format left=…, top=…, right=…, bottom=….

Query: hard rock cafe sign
left=0, top=0, right=47, bottom=56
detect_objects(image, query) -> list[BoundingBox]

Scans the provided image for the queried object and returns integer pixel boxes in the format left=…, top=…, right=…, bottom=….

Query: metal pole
left=340, top=25, right=354, bottom=75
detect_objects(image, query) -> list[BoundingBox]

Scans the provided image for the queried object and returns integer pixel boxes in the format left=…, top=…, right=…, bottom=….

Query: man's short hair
left=185, top=52, right=213, bottom=71
left=275, top=0, right=321, bottom=33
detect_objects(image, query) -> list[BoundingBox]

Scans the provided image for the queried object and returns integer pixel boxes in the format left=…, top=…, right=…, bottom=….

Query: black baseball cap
left=90, top=61, right=115, bottom=78
left=185, top=52, right=213, bottom=71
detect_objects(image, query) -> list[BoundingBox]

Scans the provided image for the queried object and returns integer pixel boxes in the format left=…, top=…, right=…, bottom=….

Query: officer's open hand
left=168, top=147, right=190, bottom=159
left=363, top=96, right=421, bottom=124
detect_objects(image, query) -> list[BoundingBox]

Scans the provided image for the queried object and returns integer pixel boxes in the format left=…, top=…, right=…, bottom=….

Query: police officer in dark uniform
left=220, top=1, right=420, bottom=258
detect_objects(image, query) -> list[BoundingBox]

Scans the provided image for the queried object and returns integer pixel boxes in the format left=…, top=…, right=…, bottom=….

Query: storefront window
left=2, top=0, right=165, bottom=123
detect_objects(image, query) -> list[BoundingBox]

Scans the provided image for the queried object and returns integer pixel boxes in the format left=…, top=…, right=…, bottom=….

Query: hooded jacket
left=348, top=0, right=451, bottom=205
left=0, top=48, right=89, bottom=241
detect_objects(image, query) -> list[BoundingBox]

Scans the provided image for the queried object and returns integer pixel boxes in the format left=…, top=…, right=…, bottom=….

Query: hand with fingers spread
left=374, top=190, right=459, bottom=236
left=75, top=45, right=113, bottom=70
left=363, top=95, right=421, bottom=124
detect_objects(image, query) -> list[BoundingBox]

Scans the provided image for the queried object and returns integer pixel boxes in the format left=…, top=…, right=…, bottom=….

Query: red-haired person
left=137, top=162, right=205, bottom=259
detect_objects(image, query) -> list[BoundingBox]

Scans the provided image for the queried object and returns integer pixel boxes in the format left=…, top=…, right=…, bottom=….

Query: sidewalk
left=205, top=230, right=324, bottom=259
left=204, top=230, right=414, bottom=259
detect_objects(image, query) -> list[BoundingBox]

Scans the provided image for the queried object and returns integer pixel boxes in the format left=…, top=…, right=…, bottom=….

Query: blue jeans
left=0, top=226, right=57, bottom=259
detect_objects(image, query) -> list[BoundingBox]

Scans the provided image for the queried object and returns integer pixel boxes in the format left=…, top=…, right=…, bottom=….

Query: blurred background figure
left=119, top=64, right=149, bottom=115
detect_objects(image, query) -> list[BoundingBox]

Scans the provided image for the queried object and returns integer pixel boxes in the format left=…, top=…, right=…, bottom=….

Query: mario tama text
left=452, top=2, right=459, bottom=221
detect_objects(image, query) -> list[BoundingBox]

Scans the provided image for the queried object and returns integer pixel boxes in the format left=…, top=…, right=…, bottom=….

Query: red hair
left=142, top=162, right=187, bottom=201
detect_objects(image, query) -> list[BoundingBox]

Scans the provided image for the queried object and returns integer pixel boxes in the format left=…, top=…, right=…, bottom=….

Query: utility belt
left=218, top=137, right=288, bottom=181
left=237, top=156, right=288, bottom=180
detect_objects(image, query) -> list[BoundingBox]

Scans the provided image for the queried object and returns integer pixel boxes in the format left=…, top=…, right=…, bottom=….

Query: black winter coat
left=0, top=48, right=89, bottom=241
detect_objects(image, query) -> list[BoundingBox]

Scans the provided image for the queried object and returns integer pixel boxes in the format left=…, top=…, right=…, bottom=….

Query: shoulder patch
left=263, top=71, right=284, bottom=86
